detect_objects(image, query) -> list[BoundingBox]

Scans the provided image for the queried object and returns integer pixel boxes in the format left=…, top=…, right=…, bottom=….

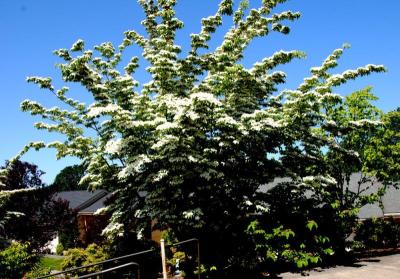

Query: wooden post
left=160, top=239, right=168, bottom=279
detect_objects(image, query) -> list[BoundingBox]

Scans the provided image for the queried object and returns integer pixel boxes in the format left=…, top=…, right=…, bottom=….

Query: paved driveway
left=280, top=253, right=400, bottom=279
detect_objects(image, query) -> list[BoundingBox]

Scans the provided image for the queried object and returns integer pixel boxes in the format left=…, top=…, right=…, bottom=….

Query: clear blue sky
left=0, top=0, right=399, bottom=183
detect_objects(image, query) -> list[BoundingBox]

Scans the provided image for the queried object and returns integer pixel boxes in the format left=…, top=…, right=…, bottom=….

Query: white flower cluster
left=87, top=103, right=120, bottom=118
left=105, top=139, right=122, bottom=155
left=118, top=155, right=151, bottom=179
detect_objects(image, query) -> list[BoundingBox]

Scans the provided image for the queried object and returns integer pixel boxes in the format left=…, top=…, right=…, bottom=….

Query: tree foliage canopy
left=0, top=160, right=73, bottom=252
left=0, top=0, right=389, bottom=276
left=51, top=164, right=88, bottom=191
left=0, top=160, right=46, bottom=190
left=364, top=108, right=400, bottom=183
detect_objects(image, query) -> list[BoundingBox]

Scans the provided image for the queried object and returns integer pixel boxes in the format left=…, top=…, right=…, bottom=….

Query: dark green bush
left=245, top=183, right=335, bottom=275
left=354, top=217, right=400, bottom=249
left=58, top=216, right=80, bottom=250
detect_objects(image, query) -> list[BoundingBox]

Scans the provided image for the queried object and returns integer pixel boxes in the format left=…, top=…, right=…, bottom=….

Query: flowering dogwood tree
left=2, top=0, right=386, bottom=275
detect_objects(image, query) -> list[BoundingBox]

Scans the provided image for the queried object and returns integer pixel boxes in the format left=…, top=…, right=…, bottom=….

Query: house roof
left=338, top=172, right=400, bottom=219
left=259, top=173, right=400, bottom=219
left=55, top=190, right=109, bottom=214
left=381, top=185, right=400, bottom=215
left=78, top=193, right=113, bottom=215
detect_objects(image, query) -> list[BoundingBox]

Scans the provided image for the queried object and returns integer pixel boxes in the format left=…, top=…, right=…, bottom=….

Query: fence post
left=160, top=239, right=168, bottom=279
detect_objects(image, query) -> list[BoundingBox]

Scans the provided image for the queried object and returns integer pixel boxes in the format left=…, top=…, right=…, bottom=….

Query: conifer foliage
left=1, top=0, right=386, bottom=276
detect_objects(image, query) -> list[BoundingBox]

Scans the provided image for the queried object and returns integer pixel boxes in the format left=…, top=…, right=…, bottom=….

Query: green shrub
left=61, top=247, right=87, bottom=270
left=61, top=243, right=108, bottom=275
left=354, top=218, right=400, bottom=249
left=25, top=265, right=52, bottom=279
left=0, top=242, right=37, bottom=279
left=56, top=243, right=64, bottom=255
left=245, top=183, right=338, bottom=275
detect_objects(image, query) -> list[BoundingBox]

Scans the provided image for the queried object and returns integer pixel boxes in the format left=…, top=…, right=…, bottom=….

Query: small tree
left=51, top=164, right=88, bottom=191
left=364, top=108, right=400, bottom=184
left=0, top=160, right=46, bottom=190
left=0, top=160, right=73, bottom=251
left=1, top=160, right=45, bottom=244
left=5, top=0, right=386, bottom=276
left=312, top=87, right=385, bottom=254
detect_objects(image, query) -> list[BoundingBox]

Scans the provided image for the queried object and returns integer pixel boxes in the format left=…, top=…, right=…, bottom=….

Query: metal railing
left=37, top=249, right=154, bottom=279
left=37, top=238, right=201, bottom=279
left=77, top=262, right=140, bottom=279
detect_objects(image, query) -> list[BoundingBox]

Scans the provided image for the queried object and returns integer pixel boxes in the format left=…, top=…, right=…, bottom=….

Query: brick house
left=48, top=190, right=111, bottom=252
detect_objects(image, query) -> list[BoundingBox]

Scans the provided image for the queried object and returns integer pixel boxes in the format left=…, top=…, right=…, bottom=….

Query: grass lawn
left=39, top=256, right=64, bottom=271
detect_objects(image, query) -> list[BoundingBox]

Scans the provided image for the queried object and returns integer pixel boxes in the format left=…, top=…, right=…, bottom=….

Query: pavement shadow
left=361, top=258, right=380, bottom=263
left=276, top=258, right=377, bottom=277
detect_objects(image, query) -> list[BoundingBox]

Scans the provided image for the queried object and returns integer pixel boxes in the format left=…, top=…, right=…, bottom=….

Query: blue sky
left=0, top=0, right=399, bottom=183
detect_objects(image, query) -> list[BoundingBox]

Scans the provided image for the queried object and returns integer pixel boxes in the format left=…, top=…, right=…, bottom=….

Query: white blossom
left=105, top=139, right=122, bottom=154
left=102, top=222, right=124, bottom=237
left=156, top=122, right=178, bottom=131
left=183, top=211, right=194, bottom=219
left=94, top=207, right=108, bottom=215
left=153, top=169, right=169, bottom=182
left=190, top=92, right=221, bottom=106
left=87, top=103, right=120, bottom=118
left=118, top=155, right=151, bottom=179
left=244, top=200, right=253, bottom=206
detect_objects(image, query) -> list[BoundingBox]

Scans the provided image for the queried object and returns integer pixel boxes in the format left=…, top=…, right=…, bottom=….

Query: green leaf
left=306, top=220, right=318, bottom=231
